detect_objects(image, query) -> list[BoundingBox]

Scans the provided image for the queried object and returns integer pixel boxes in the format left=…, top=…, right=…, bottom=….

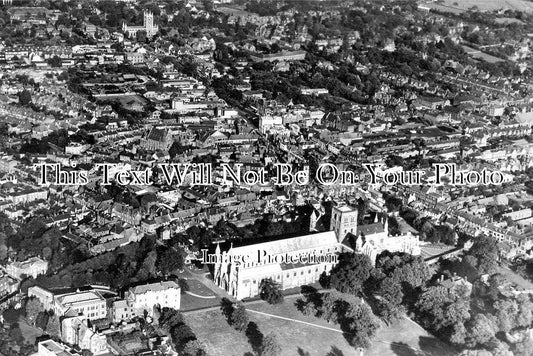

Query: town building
left=28, top=286, right=107, bottom=320
left=6, top=257, right=48, bottom=279
left=122, top=11, right=158, bottom=38
left=62, top=316, right=109, bottom=355
left=0, top=272, right=19, bottom=297
left=125, top=280, right=181, bottom=317
left=36, top=339, right=80, bottom=356
left=140, top=127, right=174, bottom=151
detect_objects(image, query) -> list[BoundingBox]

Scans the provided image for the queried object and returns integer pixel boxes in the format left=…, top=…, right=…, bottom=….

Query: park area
left=185, top=297, right=456, bottom=356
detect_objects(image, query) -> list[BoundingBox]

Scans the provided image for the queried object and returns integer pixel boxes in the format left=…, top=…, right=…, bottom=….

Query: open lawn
left=185, top=310, right=253, bottom=356
left=185, top=299, right=457, bottom=356
left=462, top=45, right=505, bottom=63
left=180, top=292, right=220, bottom=312
left=498, top=265, right=533, bottom=290
left=18, top=318, right=43, bottom=344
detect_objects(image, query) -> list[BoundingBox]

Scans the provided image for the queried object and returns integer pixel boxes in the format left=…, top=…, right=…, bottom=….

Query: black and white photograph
left=0, top=0, right=532, bottom=355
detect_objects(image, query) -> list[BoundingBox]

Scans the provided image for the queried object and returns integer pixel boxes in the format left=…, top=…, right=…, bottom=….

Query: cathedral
left=122, top=11, right=159, bottom=38
left=212, top=231, right=349, bottom=300
left=212, top=204, right=421, bottom=299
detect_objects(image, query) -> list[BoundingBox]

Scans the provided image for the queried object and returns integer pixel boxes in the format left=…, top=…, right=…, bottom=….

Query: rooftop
left=130, top=280, right=180, bottom=294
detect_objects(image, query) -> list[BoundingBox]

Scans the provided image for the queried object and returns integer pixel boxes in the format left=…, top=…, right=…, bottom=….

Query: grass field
left=462, top=45, right=505, bottom=63
left=18, top=317, right=43, bottom=344
left=185, top=300, right=457, bottom=356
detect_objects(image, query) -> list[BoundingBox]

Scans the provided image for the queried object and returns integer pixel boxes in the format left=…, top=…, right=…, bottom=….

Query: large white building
left=28, top=286, right=107, bottom=321
left=36, top=339, right=79, bottom=356
left=6, top=257, right=48, bottom=279
left=212, top=203, right=422, bottom=299
left=213, top=231, right=349, bottom=300
left=122, top=11, right=158, bottom=38
left=125, top=281, right=181, bottom=317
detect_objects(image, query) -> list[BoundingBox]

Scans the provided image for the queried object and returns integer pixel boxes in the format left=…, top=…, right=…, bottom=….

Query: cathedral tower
left=144, top=11, right=154, bottom=32
left=330, top=205, right=358, bottom=242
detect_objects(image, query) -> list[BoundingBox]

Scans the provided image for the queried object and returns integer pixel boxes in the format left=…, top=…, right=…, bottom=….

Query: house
left=125, top=280, right=181, bottom=317
left=414, top=96, right=450, bottom=110
left=28, top=286, right=107, bottom=320
left=0, top=273, right=19, bottom=297
left=438, top=274, right=473, bottom=296
left=6, top=256, right=48, bottom=279
left=62, top=316, right=109, bottom=355
left=36, top=339, right=79, bottom=356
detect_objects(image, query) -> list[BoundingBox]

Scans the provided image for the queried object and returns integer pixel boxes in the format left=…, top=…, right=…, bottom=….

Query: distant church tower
left=122, top=11, right=159, bottom=38
left=144, top=11, right=154, bottom=33
left=330, top=205, right=358, bottom=242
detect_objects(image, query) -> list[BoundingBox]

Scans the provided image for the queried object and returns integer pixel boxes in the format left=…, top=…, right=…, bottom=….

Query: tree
left=433, top=225, right=455, bottom=245
left=468, top=236, right=499, bottom=275
left=514, top=331, right=533, bottom=356
left=319, top=292, right=342, bottom=324
left=136, top=30, right=147, bottom=43
left=261, top=333, right=281, bottom=356
left=385, top=155, right=404, bottom=168
left=156, top=246, right=184, bottom=275
left=47, top=55, right=62, bottom=68
left=343, top=303, right=380, bottom=349
left=136, top=250, right=157, bottom=280
left=8, top=323, right=23, bottom=345
left=330, top=253, right=373, bottom=295
left=25, top=297, right=44, bottom=326
left=415, top=286, right=470, bottom=343
left=387, top=216, right=401, bottom=236
left=515, top=294, right=533, bottom=328
left=202, top=0, right=214, bottom=12
left=220, top=297, right=234, bottom=321
left=2, top=308, right=22, bottom=324
left=35, top=311, right=49, bottom=330
left=171, top=323, right=196, bottom=347
left=246, top=321, right=264, bottom=354
left=259, top=278, right=283, bottom=304
left=18, top=89, right=32, bottom=106
left=182, top=340, right=206, bottom=356
left=375, top=252, right=431, bottom=302
left=357, top=198, right=369, bottom=224
left=384, top=195, right=403, bottom=212
left=45, top=313, right=60, bottom=336
left=493, top=299, right=518, bottom=332
left=159, top=307, right=183, bottom=329
left=465, top=314, right=496, bottom=348
left=442, top=255, right=479, bottom=282
left=493, top=295, right=533, bottom=333
left=376, top=277, right=405, bottom=323
left=300, top=301, right=316, bottom=317
left=230, top=303, right=249, bottom=332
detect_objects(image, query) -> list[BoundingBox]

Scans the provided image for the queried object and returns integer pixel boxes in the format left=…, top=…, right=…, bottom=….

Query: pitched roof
left=130, top=280, right=180, bottom=294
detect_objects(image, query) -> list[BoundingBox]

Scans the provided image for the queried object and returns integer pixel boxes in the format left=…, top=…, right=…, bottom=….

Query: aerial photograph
left=1, top=0, right=533, bottom=355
